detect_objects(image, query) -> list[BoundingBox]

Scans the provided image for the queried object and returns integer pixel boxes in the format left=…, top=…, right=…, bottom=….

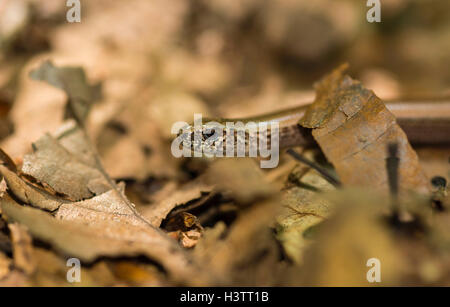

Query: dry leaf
left=165, top=212, right=203, bottom=248
left=0, top=135, right=205, bottom=283
left=0, top=165, right=65, bottom=211
left=301, top=65, right=430, bottom=195
left=1, top=0, right=449, bottom=286
left=197, top=198, right=281, bottom=286
left=0, top=195, right=200, bottom=283
left=276, top=166, right=335, bottom=264
left=29, top=61, right=101, bottom=124
left=8, top=223, right=35, bottom=275
left=142, top=181, right=213, bottom=227
left=22, top=133, right=109, bottom=200
left=54, top=120, right=97, bottom=166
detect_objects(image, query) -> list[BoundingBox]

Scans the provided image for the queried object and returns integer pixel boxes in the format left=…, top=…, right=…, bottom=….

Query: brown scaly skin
left=179, top=98, right=450, bottom=155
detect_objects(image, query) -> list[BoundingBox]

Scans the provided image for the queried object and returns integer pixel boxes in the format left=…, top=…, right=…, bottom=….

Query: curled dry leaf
left=0, top=124, right=205, bottom=283
left=300, top=65, right=430, bottom=195
left=179, top=229, right=203, bottom=249
left=194, top=221, right=227, bottom=257
left=165, top=212, right=204, bottom=249
left=26, top=61, right=147, bottom=225
left=0, top=195, right=199, bottom=283
left=22, top=132, right=110, bottom=200
left=0, top=165, right=65, bottom=211
left=2, top=122, right=105, bottom=210
left=142, top=181, right=213, bottom=227
left=188, top=160, right=283, bottom=284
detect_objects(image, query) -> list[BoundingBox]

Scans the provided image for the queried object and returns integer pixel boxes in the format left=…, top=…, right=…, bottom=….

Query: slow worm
left=205, top=98, right=450, bottom=148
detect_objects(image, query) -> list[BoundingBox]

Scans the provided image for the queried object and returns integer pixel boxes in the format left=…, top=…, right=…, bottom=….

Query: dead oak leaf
left=300, top=65, right=430, bottom=195
left=0, top=157, right=202, bottom=282
left=55, top=189, right=148, bottom=227
left=53, top=120, right=98, bottom=167
left=300, top=63, right=351, bottom=129
left=0, top=142, right=205, bottom=283
left=0, top=165, right=65, bottom=211
left=0, top=195, right=198, bottom=283
left=22, top=132, right=109, bottom=201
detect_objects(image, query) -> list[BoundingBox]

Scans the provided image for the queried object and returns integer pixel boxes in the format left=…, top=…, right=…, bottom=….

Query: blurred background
left=0, top=0, right=449, bottom=286
left=1, top=0, right=449, bottom=176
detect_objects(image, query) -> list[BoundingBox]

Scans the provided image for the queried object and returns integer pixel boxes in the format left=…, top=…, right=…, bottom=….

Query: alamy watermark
left=367, top=0, right=381, bottom=23
left=366, top=257, right=381, bottom=283
left=66, top=0, right=81, bottom=23
left=66, top=257, right=81, bottom=283
left=171, top=114, right=280, bottom=168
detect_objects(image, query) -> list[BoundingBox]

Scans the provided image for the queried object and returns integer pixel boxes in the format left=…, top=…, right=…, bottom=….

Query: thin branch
left=287, top=148, right=341, bottom=187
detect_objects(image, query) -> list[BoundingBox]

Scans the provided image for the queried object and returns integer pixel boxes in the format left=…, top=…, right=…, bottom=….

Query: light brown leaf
left=300, top=65, right=430, bottom=195
left=276, top=166, right=335, bottom=264
left=22, top=133, right=110, bottom=201
left=142, top=181, right=213, bottom=227
left=0, top=195, right=200, bottom=283
left=55, top=189, right=148, bottom=227
left=0, top=165, right=64, bottom=211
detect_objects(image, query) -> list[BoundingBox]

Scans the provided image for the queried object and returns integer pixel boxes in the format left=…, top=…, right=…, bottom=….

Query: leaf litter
left=0, top=0, right=449, bottom=286
left=0, top=62, right=448, bottom=286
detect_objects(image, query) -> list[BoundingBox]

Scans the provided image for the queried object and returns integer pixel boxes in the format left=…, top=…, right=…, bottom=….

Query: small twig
left=386, top=143, right=399, bottom=197
left=386, top=142, right=400, bottom=212
left=286, top=149, right=341, bottom=187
